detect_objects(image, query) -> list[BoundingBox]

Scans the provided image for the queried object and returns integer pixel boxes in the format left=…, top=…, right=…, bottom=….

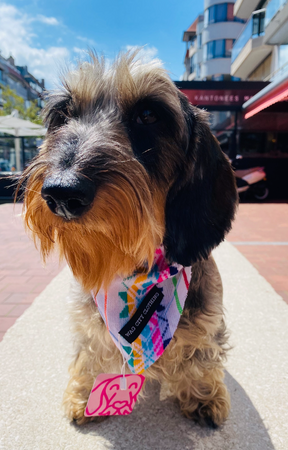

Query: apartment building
left=183, top=15, right=204, bottom=81
left=181, top=2, right=288, bottom=198
left=227, top=0, right=288, bottom=198
left=0, top=55, right=45, bottom=109
left=231, top=0, right=288, bottom=82
left=0, top=55, right=45, bottom=176
left=183, top=0, right=245, bottom=81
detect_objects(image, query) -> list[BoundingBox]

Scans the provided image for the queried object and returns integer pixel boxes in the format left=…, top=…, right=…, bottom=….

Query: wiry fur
left=64, top=256, right=230, bottom=427
left=18, top=51, right=237, bottom=427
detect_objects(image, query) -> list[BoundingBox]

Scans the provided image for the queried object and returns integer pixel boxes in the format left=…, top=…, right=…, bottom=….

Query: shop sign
left=180, top=89, right=259, bottom=106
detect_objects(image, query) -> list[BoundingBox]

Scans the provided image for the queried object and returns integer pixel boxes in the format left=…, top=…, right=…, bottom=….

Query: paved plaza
left=0, top=201, right=288, bottom=449
left=227, top=203, right=288, bottom=305
left=0, top=203, right=64, bottom=341
left=1, top=240, right=288, bottom=449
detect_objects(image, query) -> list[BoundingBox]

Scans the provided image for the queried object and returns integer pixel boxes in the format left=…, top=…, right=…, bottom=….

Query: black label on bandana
left=119, top=286, right=164, bottom=344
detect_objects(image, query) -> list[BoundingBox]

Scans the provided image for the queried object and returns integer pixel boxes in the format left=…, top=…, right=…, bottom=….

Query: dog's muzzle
left=41, top=172, right=95, bottom=220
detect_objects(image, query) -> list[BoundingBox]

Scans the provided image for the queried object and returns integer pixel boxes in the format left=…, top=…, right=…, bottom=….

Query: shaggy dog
left=18, top=51, right=237, bottom=427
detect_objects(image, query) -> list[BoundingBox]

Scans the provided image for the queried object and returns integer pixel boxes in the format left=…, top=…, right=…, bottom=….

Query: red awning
left=242, top=72, right=288, bottom=119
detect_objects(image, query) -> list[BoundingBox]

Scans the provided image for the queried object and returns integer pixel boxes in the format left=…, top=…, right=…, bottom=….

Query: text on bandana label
left=119, top=286, right=164, bottom=344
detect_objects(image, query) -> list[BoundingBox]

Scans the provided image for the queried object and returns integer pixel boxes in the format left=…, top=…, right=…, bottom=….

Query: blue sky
left=0, top=0, right=203, bottom=88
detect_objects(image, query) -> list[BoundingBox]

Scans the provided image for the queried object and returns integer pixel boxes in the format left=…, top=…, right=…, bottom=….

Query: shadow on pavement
left=74, top=373, right=275, bottom=450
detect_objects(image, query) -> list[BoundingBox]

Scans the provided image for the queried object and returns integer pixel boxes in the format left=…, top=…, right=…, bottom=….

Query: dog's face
left=20, top=52, right=237, bottom=291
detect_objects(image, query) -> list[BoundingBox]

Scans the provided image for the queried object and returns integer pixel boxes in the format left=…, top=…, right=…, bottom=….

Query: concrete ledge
left=1, top=242, right=288, bottom=449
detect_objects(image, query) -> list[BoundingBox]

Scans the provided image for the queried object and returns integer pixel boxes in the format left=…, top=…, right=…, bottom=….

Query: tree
left=0, top=84, right=43, bottom=124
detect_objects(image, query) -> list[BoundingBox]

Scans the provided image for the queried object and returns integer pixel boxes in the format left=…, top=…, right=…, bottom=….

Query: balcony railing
left=231, top=9, right=266, bottom=64
left=265, top=0, right=288, bottom=27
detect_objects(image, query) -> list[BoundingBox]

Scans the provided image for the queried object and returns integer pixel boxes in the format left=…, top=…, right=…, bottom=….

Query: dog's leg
left=63, top=281, right=122, bottom=424
left=147, top=256, right=230, bottom=427
left=159, top=316, right=230, bottom=427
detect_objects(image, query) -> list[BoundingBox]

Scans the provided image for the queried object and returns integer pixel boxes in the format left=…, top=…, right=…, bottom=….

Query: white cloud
left=73, top=47, right=88, bottom=55
left=36, top=14, right=60, bottom=26
left=0, top=4, right=161, bottom=91
left=0, top=3, right=69, bottom=88
left=77, top=36, right=97, bottom=48
left=125, top=45, right=160, bottom=64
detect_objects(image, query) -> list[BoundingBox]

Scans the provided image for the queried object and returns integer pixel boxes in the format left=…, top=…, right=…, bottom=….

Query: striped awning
left=242, top=71, right=288, bottom=119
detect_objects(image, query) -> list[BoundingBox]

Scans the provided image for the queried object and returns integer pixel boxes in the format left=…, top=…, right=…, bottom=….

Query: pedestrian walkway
left=227, top=203, right=288, bottom=304
left=1, top=242, right=287, bottom=449
left=0, top=203, right=64, bottom=341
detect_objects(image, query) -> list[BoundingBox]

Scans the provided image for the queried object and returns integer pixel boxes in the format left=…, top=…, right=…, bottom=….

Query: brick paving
left=0, top=202, right=287, bottom=342
left=227, top=203, right=288, bottom=305
left=0, top=203, right=65, bottom=341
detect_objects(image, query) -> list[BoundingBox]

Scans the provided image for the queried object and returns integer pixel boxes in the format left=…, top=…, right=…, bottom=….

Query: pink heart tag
left=85, top=373, right=145, bottom=417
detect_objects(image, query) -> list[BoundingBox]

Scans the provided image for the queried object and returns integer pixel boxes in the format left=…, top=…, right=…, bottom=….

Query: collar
left=92, top=246, right=192, bottom=374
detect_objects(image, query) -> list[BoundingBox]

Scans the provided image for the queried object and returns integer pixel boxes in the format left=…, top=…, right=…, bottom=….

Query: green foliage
left=0, top=84, right=43, bottom=124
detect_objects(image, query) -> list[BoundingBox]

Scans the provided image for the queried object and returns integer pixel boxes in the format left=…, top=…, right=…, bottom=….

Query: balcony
left=264, top=0, right=288, bottom=44
left=188, top=42, right=197, bottom=58
left=231, top=9, right=271, bottom=79
left=234, top=0, right=261, bottom=20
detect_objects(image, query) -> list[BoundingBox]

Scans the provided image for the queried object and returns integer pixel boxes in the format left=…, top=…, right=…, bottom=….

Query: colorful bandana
left=92, top=247, right=192, bottom=374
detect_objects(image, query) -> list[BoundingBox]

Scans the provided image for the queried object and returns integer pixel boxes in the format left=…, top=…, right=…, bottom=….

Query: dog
left=19, top=51, right=237, bottom=427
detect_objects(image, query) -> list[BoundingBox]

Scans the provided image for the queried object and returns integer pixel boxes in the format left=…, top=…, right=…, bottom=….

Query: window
left=207, top=41, right=215, bottom=60
left=225, top=39, right=234, bottom=58
left=215, top=3, right=227, bottom=22
left=208, top=5, right=215, bottom=24
left=211, top=74, right=225, bottom=81
left=204, top=3, right=245, bottom=26
left=252, top=10, right=265, bottom=37
left=204, top=39, right=235, bottom=60
left=259, top=12, right=265, bottom=35
left=190, top=55, right=196, bottom=74
left=0, top=70, right=2, bottom=81
left=215, top=40, right=225, bottom=58
left=197, top=33, right=202, bottom=49
left=189, top=37, right=196, bottom=49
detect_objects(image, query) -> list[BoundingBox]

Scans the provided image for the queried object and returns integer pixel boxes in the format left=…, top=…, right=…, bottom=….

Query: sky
left=0, top=0, right=203, bottom=89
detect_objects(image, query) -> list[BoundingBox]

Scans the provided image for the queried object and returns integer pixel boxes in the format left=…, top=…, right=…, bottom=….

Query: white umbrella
left=0, top=113, right=46, bottom=171
left=0, top=114, right=47, bottom=135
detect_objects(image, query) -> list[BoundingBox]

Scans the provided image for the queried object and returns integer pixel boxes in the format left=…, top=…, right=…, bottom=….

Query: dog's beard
left=21, top=163, right=164, bottom=292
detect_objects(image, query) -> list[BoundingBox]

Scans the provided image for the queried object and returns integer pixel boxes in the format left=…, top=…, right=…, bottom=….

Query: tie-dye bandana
left=92, top=247, right=192, bottom=374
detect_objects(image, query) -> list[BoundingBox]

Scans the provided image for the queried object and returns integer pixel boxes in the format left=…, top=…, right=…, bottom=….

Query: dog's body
left=19, top=52, right=237, bottom=427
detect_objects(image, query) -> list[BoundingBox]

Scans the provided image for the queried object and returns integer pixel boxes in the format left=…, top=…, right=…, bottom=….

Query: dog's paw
left=182, top=384, right=230, bottom=428
left=63, top=393, right=109, bottom=425
left=63, top=390, right=88, bottom=425
left=191, top=402, right=227, bottom=428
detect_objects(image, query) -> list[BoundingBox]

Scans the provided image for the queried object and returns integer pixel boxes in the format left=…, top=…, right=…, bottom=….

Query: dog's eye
left=136, top=109, right=158, bottom=125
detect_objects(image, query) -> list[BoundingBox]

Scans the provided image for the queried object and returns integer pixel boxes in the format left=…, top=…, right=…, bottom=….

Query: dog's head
left=19, top=51, right=237, bottom=291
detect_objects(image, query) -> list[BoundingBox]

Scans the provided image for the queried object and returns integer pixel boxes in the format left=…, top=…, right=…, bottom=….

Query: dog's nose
left=41, top=173, right=95, bottom=220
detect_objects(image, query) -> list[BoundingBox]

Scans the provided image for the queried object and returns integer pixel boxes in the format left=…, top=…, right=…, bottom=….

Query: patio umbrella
left=0, top=114, right=46, bottom=171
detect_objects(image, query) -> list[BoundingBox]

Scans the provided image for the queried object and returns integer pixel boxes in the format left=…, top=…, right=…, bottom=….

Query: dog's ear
left=164, top=92, right=238, bottom=266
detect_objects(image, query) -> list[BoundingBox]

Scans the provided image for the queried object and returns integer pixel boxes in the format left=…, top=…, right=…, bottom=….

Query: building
left=183, top=16, right=204, bottom=81
left=181, top=1, right=288, bottom=198
left=0, top=55, right=45, bottom=178
left=0, top=55, right=45, bottom=109
left=182, top=0, right=245, bottom=81
left=231, top=0, right=288, bottom=82
left=228, top=0, right=288, bottom=198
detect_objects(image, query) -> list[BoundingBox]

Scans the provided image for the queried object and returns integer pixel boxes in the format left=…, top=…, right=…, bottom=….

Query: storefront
left=0, top=136, right=41, bottom=201
left=0, top=115, right=46, bottom=201
left=176, top=80, right=288, bottom=198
